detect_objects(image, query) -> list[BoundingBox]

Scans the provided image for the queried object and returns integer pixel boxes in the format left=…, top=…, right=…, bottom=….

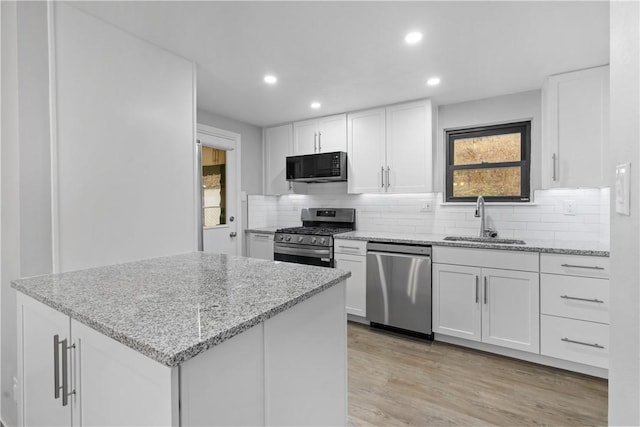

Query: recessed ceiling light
left=264, top=75, right=277, bottom=85
left=427, top=77, right=441, bottom=86
left=405, top=31, right=423, bottom=45
left=310, top=102, right=321, bottom=109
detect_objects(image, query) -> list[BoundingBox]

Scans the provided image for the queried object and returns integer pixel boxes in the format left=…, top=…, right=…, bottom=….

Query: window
left=445, top=121, right=531, bottom=202
left=202, top=147, right=227, bottom=227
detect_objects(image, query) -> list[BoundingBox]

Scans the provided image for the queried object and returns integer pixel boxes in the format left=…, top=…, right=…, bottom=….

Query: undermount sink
left=443, top=236, right=526, bottom=245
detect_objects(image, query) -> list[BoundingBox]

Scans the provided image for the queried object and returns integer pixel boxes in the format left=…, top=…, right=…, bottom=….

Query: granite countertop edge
left=334, top=232, right=609, bottom=257
left=165, top=274, right=348, bottom=366
left=11, top=258, right=350, bottom=368
left=245, top=227, right=278, bottom=235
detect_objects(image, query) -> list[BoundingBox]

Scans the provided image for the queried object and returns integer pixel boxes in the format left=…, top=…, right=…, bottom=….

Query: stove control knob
left=320, top=238, right=326, bottom=245
left=277, top=235, right=284, bottom=242
left=285, top=235, right=291, bottom=242
left=311, top=237, right=317, bottom=244
left=298, top=236, right=304, bottom=243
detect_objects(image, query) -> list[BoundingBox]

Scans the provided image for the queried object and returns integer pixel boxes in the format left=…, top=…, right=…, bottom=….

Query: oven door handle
left=274, top=245, right=331, bottom=258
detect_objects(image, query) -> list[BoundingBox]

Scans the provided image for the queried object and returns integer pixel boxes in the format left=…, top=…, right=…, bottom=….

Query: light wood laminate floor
left=348, top=322, right=608, bottom=426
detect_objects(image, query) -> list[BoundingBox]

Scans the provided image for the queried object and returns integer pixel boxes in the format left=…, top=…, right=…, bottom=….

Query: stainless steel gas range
left=274, top=208, right=356, bottom=267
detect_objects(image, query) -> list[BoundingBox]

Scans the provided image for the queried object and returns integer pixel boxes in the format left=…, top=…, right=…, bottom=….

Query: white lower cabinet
left=18, top=293, right=176, bottom=426
left=432, top=264, right=481, bottom=341
left=334, top=239, right=367, bottom=317
left=539, top=253, right=610, bottom=369
left=433, top=264, right=539, bottom=353
left=432, top=247, right=540, bottom=354
left=540, top=315, right=609, bottom=369
left=247, top=232, right=274, bottom=260
left=19, top=294, right=74, bottom=426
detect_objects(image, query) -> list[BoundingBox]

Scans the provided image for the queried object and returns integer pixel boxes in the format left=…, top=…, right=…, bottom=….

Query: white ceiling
left=70, top=1, right=609, bottom=128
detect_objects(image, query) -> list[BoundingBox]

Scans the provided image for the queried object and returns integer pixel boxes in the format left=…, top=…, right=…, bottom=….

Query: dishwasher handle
left=367, top=251, right=432, bottom=261
left=367, top=242, right=432, bottom=256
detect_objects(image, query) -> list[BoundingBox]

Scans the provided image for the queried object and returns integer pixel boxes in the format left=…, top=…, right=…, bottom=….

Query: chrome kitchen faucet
left=474, top=195, right=497, bottom=238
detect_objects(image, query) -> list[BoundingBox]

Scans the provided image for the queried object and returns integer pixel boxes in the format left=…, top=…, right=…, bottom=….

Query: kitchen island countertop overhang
left=11, top=252, right=351, bottom=367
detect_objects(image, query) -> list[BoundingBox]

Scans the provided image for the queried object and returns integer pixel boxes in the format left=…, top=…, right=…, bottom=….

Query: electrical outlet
left=563, top=200, right=576, bottom=215
left=420, top=201, right=434, bottom=212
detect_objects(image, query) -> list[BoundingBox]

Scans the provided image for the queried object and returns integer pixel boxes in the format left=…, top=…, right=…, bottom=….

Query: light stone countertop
left=245, top=227, right=278, bottom=234
left=335, top=231, right=609, bottom=257
left=11, top=252, right=350, bottom=367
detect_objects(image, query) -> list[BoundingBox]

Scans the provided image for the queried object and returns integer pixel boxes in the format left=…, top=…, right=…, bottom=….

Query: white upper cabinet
left=264, top=124, right=293, bottom=195
left=542, top=65, right=610, bottom=188
left=385, top=100, right=433, bottom=193
left=292, top=119, right=317, bottom=155
left=347, top=99, right=433, bottom=194
left=347, top=108, right=386, bottom=194
left=293, top=114, right=347, bottom=155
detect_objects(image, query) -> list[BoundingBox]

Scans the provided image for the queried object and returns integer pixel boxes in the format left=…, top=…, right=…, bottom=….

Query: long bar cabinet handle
left=61, top=340, right=76, bottom=407
left=560, top=263, right=605, bottom=270
left=54, top=335, right=60, bottom=399
left=551, top=154, right=557, bottom=181
left=61, top=338, right=69, bottom=406
left=483, top=277, right=488, bottom=304
left=381, top=166, right=385, bottom=188
left=318, top=131, right=322, bottom=152
left=560, top=295, right=604, bottom=304
left=338, top=245, right=360, bottom=250
left=561, top=337, right=604, bottom=349
left=475, top=276, right=479, bottom=304
left=386, top=166, right=391, bottom=188
left=314, top=133, right=318, bottom=152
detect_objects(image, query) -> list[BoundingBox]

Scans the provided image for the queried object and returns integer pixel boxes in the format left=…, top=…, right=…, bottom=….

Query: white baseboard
left=435, top=334, right=608, bottom=379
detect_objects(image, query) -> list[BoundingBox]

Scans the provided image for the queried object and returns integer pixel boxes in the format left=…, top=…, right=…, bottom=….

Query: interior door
left=197, top=125, right=242, bottom=256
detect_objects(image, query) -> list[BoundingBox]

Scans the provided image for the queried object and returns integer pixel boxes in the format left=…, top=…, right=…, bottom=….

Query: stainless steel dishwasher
left=366, top=242, right=433, bottom=338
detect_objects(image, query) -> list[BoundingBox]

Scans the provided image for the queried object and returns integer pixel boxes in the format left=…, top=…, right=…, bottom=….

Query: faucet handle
left=484, top=228, right=498, bottom=238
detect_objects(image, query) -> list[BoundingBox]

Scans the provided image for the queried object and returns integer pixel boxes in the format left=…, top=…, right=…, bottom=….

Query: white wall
left=17, top=2, right=52, bottom=279
left=52, top=3, right=197, bottom=272
left=0, top=2, right=21, bottom=425
left=197, top=109, right=263, bottom=195
left=436, top=90, right=542, bottom=193
left=609, top=1, right=640, bottom=424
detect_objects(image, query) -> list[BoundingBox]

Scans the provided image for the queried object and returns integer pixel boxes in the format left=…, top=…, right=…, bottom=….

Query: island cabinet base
left=17, top=281, right=347, bottom=426
left=17, top=292, right=178, bottom=427
left=181, top=280, right=347, bottom=426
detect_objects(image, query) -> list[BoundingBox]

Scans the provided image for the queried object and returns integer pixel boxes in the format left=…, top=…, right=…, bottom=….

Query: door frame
left=196, top=123, right=242, bottom=256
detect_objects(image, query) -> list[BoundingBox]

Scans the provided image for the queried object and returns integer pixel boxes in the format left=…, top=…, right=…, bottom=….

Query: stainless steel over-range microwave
left=286, top=151, right=347, bottom=183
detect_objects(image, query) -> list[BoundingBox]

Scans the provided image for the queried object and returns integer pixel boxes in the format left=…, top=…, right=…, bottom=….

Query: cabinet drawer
left=541, top=274, right=609, bottom=324
left=433, top=247, right=538, bottom=272
left=541, top=315, right=608, bottom=369
left=540, top=253, right=609, bottom=278
left=334, top=239, right=367, bottom=256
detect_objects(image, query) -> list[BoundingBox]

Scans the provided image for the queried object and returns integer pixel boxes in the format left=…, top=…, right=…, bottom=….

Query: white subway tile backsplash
left=247, top=188, right=610, bottom=244
left=527, top=222, right=569, bottom=231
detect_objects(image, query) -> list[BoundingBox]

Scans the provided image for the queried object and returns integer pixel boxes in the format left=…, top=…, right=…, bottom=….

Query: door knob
left=230, top=232, right=237, bottom=238
left=229, top=216, right=235, bottom=222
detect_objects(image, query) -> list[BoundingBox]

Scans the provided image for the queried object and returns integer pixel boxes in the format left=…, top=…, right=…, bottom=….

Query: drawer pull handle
left=560, top=295, right=604, bottom=304
left=338, top=246, right=360, bottom=250
left=561, top=337, right=604, bottom=349
left=253, top=234, right=271, bottom=239
left=560, top=263, right=605, bottom=270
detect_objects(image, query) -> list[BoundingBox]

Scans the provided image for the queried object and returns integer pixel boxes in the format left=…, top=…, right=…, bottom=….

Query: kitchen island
left=12, top=252, right=350, bottom=426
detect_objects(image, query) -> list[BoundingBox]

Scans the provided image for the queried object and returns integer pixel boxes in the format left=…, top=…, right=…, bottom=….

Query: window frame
left=445, top=121, right=531, bottom=203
